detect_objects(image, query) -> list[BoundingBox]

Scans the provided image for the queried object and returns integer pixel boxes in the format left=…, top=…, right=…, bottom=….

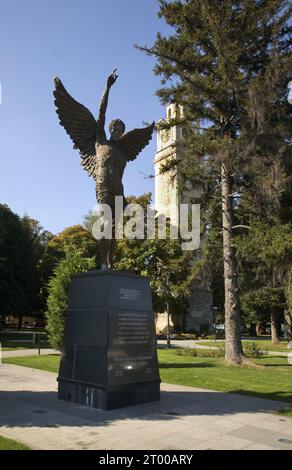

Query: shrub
left=185, top=328, right=199, bottom=336
left=45, top=250, right=95, bottom=350
left=172, top=332, right=199, bottom=340
left=244, top=342, right=267, bottom=358
left=175, top=348, right=198, bottom=357
left=175, top=347, right=225, bottom=358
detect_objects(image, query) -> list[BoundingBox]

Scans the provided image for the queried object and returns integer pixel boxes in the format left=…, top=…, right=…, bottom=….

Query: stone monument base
left=58, top=379, right=160, bottom=410
left=57, top=270, right=160, bottom=410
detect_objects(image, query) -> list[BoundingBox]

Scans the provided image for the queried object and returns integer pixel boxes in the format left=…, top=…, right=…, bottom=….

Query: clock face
left=161, top=128, right=171, bottom=144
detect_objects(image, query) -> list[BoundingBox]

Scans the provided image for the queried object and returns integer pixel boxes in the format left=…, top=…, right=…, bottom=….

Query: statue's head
left=109, top=119, right=125, bottom=141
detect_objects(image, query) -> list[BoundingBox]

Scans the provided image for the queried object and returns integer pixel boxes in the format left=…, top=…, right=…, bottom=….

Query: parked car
left=215, top=324, right=225, bottom=332
left=214, top=324, right=225, bottom=339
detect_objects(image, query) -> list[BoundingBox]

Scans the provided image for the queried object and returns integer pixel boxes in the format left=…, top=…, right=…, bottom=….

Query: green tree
left=241, top=287, right=285, bottom=342
left=47, top=224, right=100, bottom=262
left=138, top=0, right=291, bottom=363
left=21, top=215, right=53, bottom=321
left=0, top=205, right=50, bottom=328
left=41, top=224, right=100, bottom=298
left=237, top=222, right=292, bottom=342
left=45, top=250, right=95, bottom=350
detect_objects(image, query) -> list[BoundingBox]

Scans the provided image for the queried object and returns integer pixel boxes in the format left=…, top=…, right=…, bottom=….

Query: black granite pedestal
left=57, top=270, right=160, bottom=410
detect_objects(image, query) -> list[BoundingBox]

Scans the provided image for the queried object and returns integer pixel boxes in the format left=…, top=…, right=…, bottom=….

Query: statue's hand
left=107, top=69, right=118, bottom=87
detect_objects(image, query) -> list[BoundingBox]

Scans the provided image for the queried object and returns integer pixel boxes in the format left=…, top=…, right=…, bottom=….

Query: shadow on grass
left=159, top=362, right=217, bottom=369
left=228, top=389, right=292, bottom=403
left=257, top=363, right=291, bottom=368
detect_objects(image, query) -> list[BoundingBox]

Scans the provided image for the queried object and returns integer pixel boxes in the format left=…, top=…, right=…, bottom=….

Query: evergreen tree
left=0, top=205, right=49, bottom=328
left=45, top=250, right=95, bottom=350
left=237, top=222, right=292, bottom=342
left=138, top=0, right=291, bottom=363
left=21, top=215, right=53, bottom=322
left=241, top=287, right=285, bottom=342
left=41, top=224, right=100, bottom=301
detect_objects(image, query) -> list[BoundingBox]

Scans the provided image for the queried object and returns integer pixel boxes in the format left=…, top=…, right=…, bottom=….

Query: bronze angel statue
left=53, top=70, right=154, bottom=269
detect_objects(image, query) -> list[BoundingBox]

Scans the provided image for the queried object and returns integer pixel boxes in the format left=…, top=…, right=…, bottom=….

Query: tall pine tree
left=138, top=0, right=291, bottom=363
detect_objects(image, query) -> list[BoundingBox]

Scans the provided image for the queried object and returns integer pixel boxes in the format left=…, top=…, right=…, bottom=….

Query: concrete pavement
left=0, top=363, right=291, bottom=450
left=1, top=348, right=57, bottom=358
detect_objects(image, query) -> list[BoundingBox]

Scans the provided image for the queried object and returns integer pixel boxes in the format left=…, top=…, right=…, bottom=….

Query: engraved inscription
left=120, top=288, right=141, bottom=301
left=108, top=351, right=156, bottom=384
left=108, top=309, right=159, bottom=385
left=113, top=311, right=151, bottom=346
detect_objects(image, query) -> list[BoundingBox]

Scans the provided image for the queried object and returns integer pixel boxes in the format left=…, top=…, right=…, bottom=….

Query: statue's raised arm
left=96, top=69, right=118, bottom=144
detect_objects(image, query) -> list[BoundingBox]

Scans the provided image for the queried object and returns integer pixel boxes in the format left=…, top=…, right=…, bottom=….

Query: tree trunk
left=256, top=322, right=265, bottom=336
left=271, top=311, right=281, bottom=344
left=17, top=315, right=23, bottom=331
left=284, top=310, right=292, bottom=340
left=221, top=162, right=246, bottom=364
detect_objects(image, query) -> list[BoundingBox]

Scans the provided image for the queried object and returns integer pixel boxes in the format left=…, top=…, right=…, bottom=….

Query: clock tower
left=154, top=104, right=214, bottom=335
left=154, top=103, right=184, bottom=223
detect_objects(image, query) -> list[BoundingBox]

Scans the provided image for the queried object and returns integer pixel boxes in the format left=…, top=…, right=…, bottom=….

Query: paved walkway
left=1, top=348, right=57, bottom=358
left=0, top=364, right=291, bottom=450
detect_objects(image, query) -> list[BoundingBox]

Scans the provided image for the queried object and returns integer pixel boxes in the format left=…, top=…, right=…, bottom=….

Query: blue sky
left=0, top=0, right=170, bottom=234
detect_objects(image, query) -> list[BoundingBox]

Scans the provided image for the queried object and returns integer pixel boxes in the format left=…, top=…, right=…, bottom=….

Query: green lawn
left=200, top=339, right=290, bottom=352
left=277, top=408, right=292, bottom=418
left=3, top=354, right=61, bottom=373
left=0, top=435, right=31, bottom=450
left=3, top=349, right=292, bottom=405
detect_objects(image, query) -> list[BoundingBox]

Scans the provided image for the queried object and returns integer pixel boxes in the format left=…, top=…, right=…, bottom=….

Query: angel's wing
left=119, top=122, right=155, bottom=161
left=53, top=77, right=97, bottom=178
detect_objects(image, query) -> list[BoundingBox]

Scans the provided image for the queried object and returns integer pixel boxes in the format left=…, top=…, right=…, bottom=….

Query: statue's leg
left=97, top=196, right=115, bottom=269
left=100, top=238, right=110, bottom=269
left=106, top=196, right=126, bottom=269
left=107, top=239, right=116, bottom=269
left=107, top=204, right=117, bottom=269
left=97, top=195, right=126, bottom=269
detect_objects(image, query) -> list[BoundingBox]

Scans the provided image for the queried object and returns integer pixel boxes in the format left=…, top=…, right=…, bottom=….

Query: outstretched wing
left=119, top=122, right=155, bottom=161
left=53, top=77, right=97, bottom=178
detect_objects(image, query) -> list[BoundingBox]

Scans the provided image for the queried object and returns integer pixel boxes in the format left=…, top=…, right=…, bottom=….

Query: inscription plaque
left=110, top=311, right=153, bottom=346
left=119, top=288, right=141, bottom=301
